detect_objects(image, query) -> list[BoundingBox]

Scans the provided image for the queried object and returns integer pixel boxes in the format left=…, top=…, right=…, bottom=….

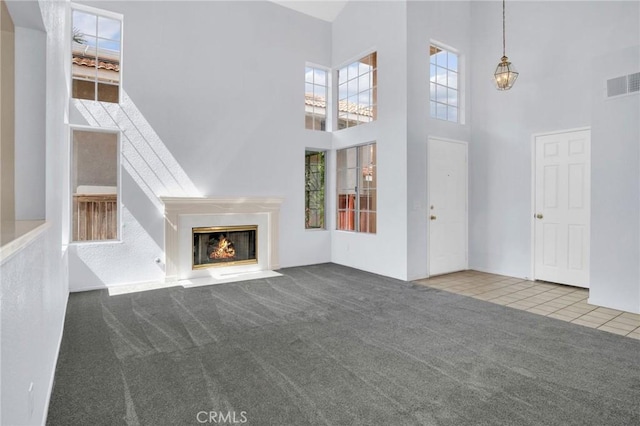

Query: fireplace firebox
left=192, top=225, right=257, bottom=269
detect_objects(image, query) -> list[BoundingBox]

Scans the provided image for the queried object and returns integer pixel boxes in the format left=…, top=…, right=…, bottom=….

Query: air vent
left=606, top=72, right=640, bottom=98
left=607, top=76, right=627, bottom=97
left=628, top=72, right=640, bottom=93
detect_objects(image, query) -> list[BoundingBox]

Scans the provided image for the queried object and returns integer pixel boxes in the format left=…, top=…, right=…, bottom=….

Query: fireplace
left=161, top=197, right=283, bottom=284
left=193, top=225, right=257, bottom=269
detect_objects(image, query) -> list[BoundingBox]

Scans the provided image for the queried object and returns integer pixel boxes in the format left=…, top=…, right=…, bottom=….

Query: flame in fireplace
left=210, top=235, right=236, bottom=260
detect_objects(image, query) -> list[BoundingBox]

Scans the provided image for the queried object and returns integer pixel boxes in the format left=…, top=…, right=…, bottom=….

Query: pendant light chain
left=502, top=0, right=506, bottom=58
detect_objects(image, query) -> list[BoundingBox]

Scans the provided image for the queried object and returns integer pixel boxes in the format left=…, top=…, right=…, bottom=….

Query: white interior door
left=534, top=129, right=590, bottom=288
left=428, top=138, right=468, bottom=276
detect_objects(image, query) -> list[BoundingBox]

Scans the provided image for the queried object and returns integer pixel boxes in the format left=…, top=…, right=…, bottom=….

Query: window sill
left=69, top=239, right=123, bottom=246
left=0, top=220, right=49, bottom=265
left=334, top=229, right=377, bottom=236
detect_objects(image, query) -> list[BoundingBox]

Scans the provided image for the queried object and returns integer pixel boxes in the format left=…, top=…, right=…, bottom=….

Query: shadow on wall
left=68, top=248, right=108, bottom=291
left=121, top=167, right=164, bottom=249
left=70, top=92, right=201, bottom=290
left=70, top=206, right=165, bottom=289
left=73, top=91, right=201, bottom=211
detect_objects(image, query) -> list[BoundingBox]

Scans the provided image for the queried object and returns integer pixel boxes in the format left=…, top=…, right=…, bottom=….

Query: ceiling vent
left=606, top=72, right=640, bottom=98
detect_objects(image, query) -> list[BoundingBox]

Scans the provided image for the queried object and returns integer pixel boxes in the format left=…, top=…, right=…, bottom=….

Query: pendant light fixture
left=494, top=0, right=518, bottom=90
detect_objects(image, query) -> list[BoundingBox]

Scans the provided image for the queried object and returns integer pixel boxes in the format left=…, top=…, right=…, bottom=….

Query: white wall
left=589, top=45, right=640, bottom=313
left=331, top=0, right=409, bottom=280
left=1, top=0, right=69, bottom=424
left=468, top=1, right=635, bottom=276
left=68, top=0, right=333, bottom=290
left=406, top=1, right=472, bottom=280
left=469, top=2, right=640, bottom=310
left=14, top=26, right=45, bottom=221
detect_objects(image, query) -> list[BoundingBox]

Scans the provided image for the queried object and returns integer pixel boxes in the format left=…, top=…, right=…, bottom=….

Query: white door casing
left=533, top=129, right=591, bottom=288
left=428, top=138, right=468, bottom=276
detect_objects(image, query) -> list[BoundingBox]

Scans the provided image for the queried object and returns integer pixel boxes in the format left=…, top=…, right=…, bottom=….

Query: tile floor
left=415, top=270, right=640, bottom=340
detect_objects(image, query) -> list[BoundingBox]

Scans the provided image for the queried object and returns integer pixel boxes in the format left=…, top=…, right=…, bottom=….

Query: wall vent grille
left=628, top=72, right=640, bottom=93
left=606, top=72, right=640, bottom=98
left=607, top=76, right=628, bottom=97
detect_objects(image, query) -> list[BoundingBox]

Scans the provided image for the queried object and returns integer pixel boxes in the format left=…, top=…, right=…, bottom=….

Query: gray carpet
left=48, top=263, right=640, bottom=425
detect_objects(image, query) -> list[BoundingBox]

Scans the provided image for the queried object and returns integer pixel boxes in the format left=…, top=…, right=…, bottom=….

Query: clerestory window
left=430, top=44, right=459, bottom=123
left=71, top=5, right=122, bottom=103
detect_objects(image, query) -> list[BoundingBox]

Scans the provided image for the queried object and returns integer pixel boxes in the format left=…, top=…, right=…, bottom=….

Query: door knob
left=535, top=213, right=543, bottom=219
left=430, top=215, right=437, bottom=220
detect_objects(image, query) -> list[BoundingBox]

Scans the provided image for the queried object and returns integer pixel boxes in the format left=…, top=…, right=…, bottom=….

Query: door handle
left=430, top=215, right=437, bottom=220
left=535, top=213, right=543, bottom=219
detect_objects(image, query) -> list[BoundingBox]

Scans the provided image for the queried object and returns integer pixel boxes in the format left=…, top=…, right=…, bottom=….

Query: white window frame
left=70, top=3, right=124, bottom=104
left=305, top=63, right=331, bottom=131
left=69, top=125, right=122, bottom=244
left=336, top=50, right=377, bottom=130
left=429, top=41, right=461, bottom=124
left=336, top=142, right=377, bottom=234
left=304, top=149, right=327, bottom=230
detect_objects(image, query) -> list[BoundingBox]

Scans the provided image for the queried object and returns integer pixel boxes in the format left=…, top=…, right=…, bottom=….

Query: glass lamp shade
left=494, top=56, right=519, bottom=90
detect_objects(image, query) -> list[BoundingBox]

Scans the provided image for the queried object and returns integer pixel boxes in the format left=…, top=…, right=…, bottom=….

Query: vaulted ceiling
left=270, top=0, right=348, bottom=22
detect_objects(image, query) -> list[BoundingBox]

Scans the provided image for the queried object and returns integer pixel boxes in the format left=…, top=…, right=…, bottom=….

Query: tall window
left=71, top=129, right=119, bottom=242
left=305, top=151, right=325, bottom=229
left=337, top=143, right=376, bottom=233
left=71, top=6, right=122, bottom=103
left=337, top=52, right=377, bottom=130
left=430, top=44, right=458, bottom=123
left=305, top=66, right=328, bottom=131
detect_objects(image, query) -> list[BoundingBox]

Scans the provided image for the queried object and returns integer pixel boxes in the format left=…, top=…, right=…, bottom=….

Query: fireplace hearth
left=193, top=225, right=257, bottom=269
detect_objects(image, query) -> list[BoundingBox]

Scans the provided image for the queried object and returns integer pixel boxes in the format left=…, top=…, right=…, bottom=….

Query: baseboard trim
left=587, top=296, right=640, bottom=315
left=41, top=290, right=69, bottom=426
left=70, top=279, right=165, bottom=293
left=468, top=266, right=529, bottom=281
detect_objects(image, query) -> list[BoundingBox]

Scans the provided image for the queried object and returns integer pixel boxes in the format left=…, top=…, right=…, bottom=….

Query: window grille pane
left=447, top=106, right=458, bottom=123
left=72, top=79, right=95, bottom=101
left=448, top=88, right=458, bottom=107
left=436, top=67, right=447, bottom=85
left=448, top=53, right=458, bottom=72
left=436, top=85, right=447, bottom=103
left=313, top=68, right=326, bottom=86
left=73, top=10, right=97, bottom=36
left=448, top=70, right=458, bottom=90
left=97, top=83, right=119, bottom=103
left=338, top=67, right=347, bottom=84
left=98, top=16, right=121, bottom=40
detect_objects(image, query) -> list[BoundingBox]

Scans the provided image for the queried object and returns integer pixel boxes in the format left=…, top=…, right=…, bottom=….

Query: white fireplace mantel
left=161, top=197, right=284, bottom=283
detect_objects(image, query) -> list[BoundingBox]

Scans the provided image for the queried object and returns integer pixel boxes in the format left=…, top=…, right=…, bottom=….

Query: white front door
left=534, top=129, right=591, bottom=288
left=428, top=138, right=468, bottom=276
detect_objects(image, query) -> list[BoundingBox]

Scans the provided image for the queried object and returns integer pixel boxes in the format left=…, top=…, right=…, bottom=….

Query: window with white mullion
left=72, top=5, right=122, bottom=103
left=305, top=65, right=328, bottom=131
left=337, top=143, right=377, bottom=233
left=337, top=52, right=377, bottom=129
left=430, top=44, right=459, bottom=123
